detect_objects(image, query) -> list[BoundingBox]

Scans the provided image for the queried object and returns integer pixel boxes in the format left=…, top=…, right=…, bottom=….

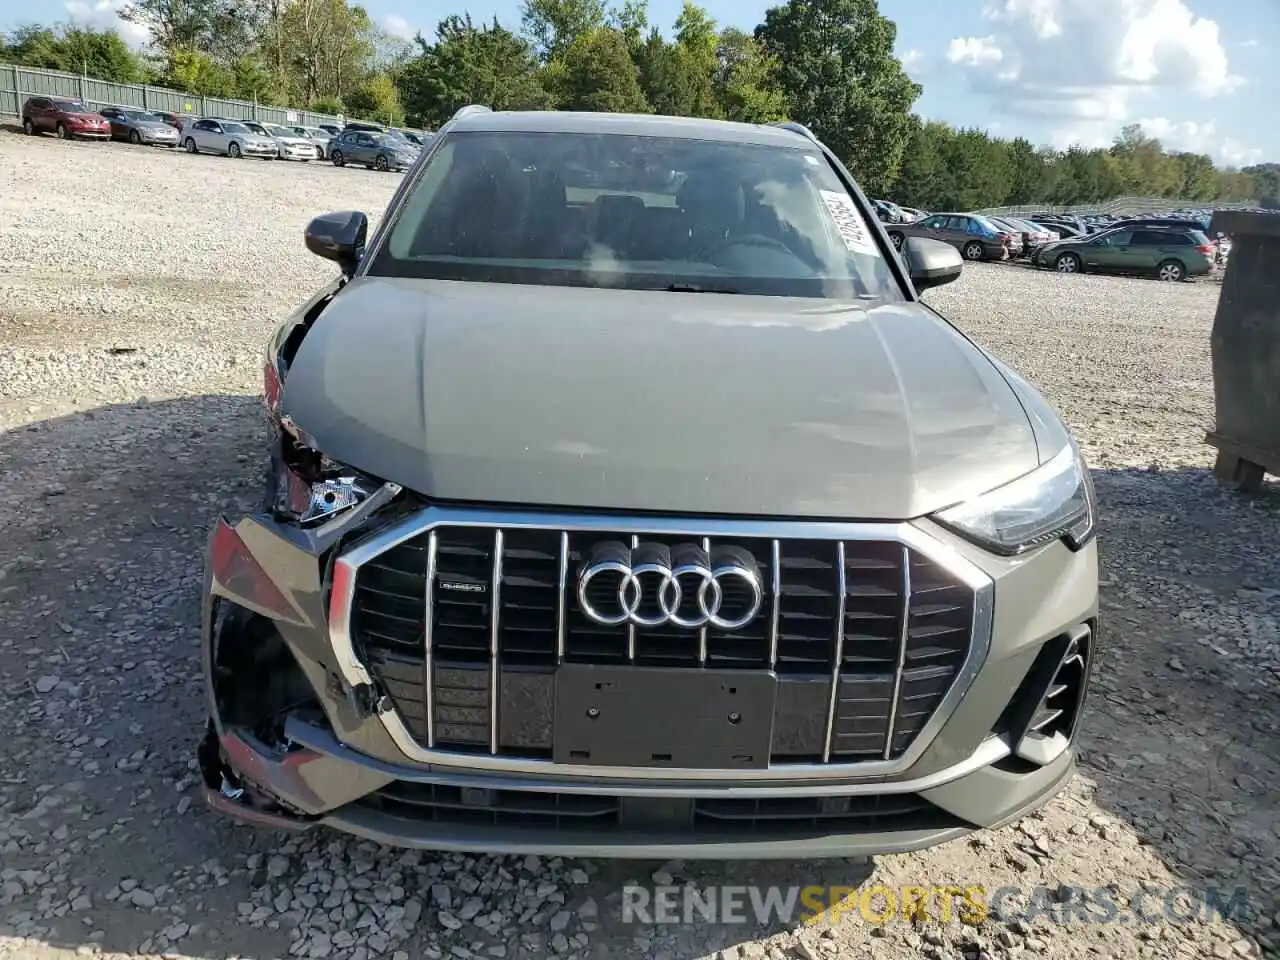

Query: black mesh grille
left=355, top=783, right=961, bottom=836
left=348, top=522, right=979, bottom=765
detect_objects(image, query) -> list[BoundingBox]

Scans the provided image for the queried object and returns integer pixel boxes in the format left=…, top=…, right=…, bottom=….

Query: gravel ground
left=1, top=131, right=1278, bottom=960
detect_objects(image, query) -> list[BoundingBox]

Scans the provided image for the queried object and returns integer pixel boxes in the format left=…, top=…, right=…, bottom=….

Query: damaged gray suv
left=200, top=106, right=1099, bottom=858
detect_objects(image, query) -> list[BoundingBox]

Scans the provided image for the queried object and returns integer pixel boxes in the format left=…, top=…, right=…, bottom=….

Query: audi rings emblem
left=576, top=540, right=765, bottom=630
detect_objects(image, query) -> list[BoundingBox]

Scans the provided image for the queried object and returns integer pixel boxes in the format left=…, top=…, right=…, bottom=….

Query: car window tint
left=921, top=216, right=946, bottom=229
left=376, top=129, right=904, bottom=301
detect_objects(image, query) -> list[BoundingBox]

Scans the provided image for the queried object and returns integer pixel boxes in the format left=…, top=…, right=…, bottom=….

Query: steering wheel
left=701, top=233, right=795, bottom=260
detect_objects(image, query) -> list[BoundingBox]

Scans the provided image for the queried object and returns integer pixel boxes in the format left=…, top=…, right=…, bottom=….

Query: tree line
left=3, top=0, right=1276, bottom=208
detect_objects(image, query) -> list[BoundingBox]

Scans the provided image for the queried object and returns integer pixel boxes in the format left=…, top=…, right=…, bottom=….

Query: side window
left=1131, top=231, right=1162, bottom=246
left=920, top=216, right=946, bottom=230
left=1104, top=231, right=1133, bottom=246
left=210, top=122, right=223, bottom=133
left=342, top=132, right=357, bottom=144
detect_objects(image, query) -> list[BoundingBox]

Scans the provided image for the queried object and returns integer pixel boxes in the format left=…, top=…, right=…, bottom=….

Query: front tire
left=56, top=123, right=69, bottom=140
left=962, top=241, right=984, bottom=261
left=22, top=118, right=35, bottom=135
left=331, top=150, right=344, bottom=167
left=1156, top=259, right=1185, bottom=282
left=228, top=142, right=242, bottom=159
left=129, top=129, right=141, bottom=145
left=184, top=137, right=197, bottom=153
left=374, top=154, right=389, bottom=172
left=1055, top=252, right=1082, bottom=274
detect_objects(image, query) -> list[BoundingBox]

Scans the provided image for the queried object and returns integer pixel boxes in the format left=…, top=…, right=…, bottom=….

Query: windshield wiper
left=664, top=282, right=740, bottom=294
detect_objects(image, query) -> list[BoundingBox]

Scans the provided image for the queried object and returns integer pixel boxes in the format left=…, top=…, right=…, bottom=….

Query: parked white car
left=181, top=118, right=278, bottom=159
left=291, top=125, right=333, bottom=159
left=244, top=121, right=319, bottom=161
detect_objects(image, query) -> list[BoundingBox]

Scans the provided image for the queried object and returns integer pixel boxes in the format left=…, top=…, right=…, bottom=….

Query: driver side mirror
left=305, top=211, right=368, bottom=276
left=904, top=236, right=963, bottom=291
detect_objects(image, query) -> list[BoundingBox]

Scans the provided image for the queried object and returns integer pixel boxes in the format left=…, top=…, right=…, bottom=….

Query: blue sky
left=7, top=0, right=1277, bottom=165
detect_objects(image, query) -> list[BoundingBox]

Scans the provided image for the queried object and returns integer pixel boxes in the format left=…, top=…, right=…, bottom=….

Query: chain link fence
left=0, top=62, right=346, bottom=129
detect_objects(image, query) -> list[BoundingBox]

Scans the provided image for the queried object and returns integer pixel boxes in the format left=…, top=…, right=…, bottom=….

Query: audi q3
left=200, top=107, right=1099, bottom=858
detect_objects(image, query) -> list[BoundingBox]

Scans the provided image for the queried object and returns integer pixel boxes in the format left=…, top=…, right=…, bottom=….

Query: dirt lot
left=1, top=132, right=1278, bottom=960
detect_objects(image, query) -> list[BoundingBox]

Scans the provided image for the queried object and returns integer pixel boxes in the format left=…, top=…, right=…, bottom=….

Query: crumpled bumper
left=200, top=509, right=1094, bottom=858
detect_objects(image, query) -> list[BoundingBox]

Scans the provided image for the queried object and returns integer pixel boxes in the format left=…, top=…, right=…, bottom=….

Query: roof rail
left=452, top=105, right=493, bottom=120
left=771, top=120, right=818, bottom=142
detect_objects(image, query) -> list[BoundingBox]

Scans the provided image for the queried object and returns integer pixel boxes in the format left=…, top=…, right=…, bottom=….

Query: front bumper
left=200, top=503, right=1098, bottom=858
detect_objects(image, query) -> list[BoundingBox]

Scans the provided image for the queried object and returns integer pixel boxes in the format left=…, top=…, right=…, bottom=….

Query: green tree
left=557, top=26, right=649, bottom=113
left=609, top=0, right=648, bottom=54
left=756, top=0, right=920, bottom=195
left=1243, top=163, right=1278, bottom=206
left=1, top=24, right=146, bottom=82
left=892, top=119, right=950, bottom=209
left=398, top=15, right=552, bottom=128
left=712, top=28, right=786, bottom=123
left=344, top=71, right=404, bottom=122
left=1002, top=137, right=1045, bottom=206
left=121, top=0, right=255, bottom=67
left=520, top=0, right=606, bottom=60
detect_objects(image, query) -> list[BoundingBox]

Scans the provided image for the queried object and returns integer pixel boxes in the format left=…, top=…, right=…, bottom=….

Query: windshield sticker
left=820, top=190, right=880, bottom=257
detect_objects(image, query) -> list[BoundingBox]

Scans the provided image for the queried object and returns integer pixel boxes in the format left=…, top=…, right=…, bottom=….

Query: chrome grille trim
left=555, top=531, right=568, bottom=664
left=329, top=506, right=994, bottom=782
left=423, top=531, right=438, bottom=748
left=698, top=536, right=710, bottom=665
left=883, top=543, right=911, bottom=760
left=821, top=542, right=848, bottom=763
left=627, top=534, right=638, bottom=662
left=488, top=529, right=504, bottom=755
left=768, top=539, right=781, bottom=669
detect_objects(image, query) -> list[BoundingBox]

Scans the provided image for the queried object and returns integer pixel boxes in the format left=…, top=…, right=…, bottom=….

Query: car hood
left=277, top=136, right=311, bottom=146
left=281, top=277, right=1044, bottom=520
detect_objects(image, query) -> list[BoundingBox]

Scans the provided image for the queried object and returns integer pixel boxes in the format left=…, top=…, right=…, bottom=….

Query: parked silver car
left=292, top=125, right=332, bottom=159
left=182, top=118, right=278, bottom=159
left=98, top=106, right=180, bottom=147
left=244, top=121, right=319, bottom=161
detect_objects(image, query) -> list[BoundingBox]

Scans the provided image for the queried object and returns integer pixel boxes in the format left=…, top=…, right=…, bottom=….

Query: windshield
left=223, top=122, right=249, bottom=134
left=264, top=124, right=293, bottom=138
left=53, top=100, right=86, bottom=112
left=375, top=130, right=901, bottom=301
left=125, top=110, right=159, bottom=122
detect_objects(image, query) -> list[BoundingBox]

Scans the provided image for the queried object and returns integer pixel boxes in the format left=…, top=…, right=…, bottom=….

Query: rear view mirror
left=904, top=236, right=963, bottom=291
left=305, top=211, right=368, bottom=276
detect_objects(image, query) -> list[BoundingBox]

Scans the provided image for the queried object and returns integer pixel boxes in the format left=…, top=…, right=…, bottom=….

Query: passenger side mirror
left=305, top=211, right=369, bottom=276
left=904, top=236, right=963, bottom=291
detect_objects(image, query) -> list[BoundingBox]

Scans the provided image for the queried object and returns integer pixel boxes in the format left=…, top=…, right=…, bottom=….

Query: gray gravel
left=1, top=130, right=1278, bottom=960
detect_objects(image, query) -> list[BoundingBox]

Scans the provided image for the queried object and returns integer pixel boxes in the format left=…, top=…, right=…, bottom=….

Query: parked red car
left=20, top=97, right=110, bottom=140
left=153, top=111, right=195, bottom=132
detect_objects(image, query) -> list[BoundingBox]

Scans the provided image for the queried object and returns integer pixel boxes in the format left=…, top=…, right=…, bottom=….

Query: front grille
left=356, top=783, right=961, bottom=837
left=347, top=520, right=980, bottom=767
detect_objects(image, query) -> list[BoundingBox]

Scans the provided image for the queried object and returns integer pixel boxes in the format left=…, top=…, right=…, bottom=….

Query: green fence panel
left=0, top=63, right=348, bottom=128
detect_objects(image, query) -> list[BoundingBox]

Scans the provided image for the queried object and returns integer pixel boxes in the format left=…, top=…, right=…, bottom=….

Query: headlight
left=933, top=444, right=1096, bottom=556
left=275, top=453, right=376, bottom=525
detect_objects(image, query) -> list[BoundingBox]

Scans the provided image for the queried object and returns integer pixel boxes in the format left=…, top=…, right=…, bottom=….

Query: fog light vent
left=1015, top=625, right=1091, bottom=766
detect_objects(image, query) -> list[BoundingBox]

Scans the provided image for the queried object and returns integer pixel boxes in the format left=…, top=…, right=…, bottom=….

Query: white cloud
left=380, top=14, right=416, bottom=41
left=946, top=36, right=1004, bottom=67
left=901, top=48, right=923, bottom=69
left=1239, top=39, right=1259, bottom=48
left=945, top=0, right=1246, bottom=145
left=64, top=0, right=150, bottom=48
left=985, top=0, right=1063, bottom=39
left=1135, top=116, right=1264, bottom=167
